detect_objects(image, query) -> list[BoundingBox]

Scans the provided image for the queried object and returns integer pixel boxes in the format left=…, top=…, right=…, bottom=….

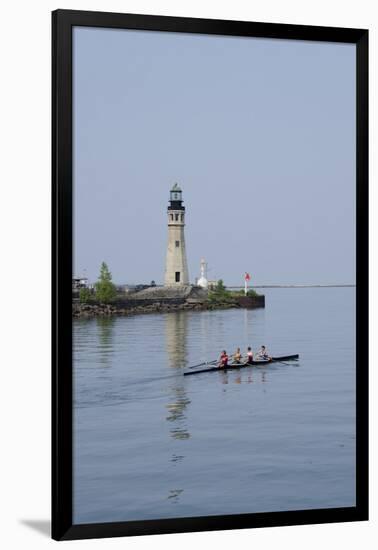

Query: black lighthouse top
left=168, top=183, right=185, bottom=211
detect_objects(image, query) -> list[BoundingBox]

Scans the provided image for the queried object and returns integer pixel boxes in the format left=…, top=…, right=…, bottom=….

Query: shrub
left=79, top=287, right=92, bottom=303
left=94, top=262, right=117, bottom=303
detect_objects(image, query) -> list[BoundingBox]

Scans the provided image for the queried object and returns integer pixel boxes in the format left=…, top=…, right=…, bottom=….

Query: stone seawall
left=72, top=294, right=265, bottom=318
left=234, top=295, right=265, bottom=308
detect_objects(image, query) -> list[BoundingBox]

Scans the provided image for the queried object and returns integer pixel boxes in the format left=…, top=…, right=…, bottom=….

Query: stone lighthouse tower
left=164, top=183, right=189, bottom=286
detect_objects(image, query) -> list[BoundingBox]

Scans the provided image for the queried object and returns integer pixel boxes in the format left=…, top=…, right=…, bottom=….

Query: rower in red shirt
left=218, top=350, right=229, bottom=368
left=246, top=346, right=254, bottom=364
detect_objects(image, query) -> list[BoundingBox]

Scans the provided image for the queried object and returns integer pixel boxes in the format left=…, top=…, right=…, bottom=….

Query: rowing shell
left=183, top=354, right=299, bottom=376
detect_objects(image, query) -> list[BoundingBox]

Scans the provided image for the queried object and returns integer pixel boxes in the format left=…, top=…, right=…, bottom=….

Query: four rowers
left=218, top=345, right=270, bottom=367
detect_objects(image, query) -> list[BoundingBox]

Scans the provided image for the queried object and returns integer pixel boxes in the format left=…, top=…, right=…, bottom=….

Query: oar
left=254, top=355, right=289, bottom=366
left=188, top=359, right=218, bottom=370
left=273, top=356, right=299, bottom=366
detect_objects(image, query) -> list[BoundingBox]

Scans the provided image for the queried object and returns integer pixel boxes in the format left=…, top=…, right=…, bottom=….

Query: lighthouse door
left=175, top=272, right=181, bottom=283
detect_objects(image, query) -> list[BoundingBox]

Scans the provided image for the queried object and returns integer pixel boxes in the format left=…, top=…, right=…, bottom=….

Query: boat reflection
left=218, top=367, right=268, bottom=387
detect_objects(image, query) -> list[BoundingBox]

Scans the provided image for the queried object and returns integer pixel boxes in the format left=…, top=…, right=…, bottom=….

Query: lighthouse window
left=175, top=272, right=180, bottom=282
left=181, top=213, right=184, bottom=221
left=175, top=240, right=180, bottom=247
left=170, top=214, right=173, bottom=221
left=175, top=213, right=179, bottom=221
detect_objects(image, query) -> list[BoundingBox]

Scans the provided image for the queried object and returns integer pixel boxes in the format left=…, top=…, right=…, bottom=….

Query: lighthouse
left=164, top=183, right=189, bottom=286
left=197, top=258, right=208, bottom=289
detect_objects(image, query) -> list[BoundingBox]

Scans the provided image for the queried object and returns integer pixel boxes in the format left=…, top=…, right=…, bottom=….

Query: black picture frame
left=52, top=9, right=369, bottom=541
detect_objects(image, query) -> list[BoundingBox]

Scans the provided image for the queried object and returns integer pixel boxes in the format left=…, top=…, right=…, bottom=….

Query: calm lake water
left=73, top=288, right=356, bottom=524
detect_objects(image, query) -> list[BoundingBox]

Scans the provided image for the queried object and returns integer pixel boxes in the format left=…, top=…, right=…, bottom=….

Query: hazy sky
left=73, top=27, right=356, bottom=286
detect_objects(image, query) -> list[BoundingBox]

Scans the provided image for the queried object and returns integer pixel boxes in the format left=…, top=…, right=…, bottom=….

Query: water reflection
left=242, top=308, right=261, bottom=353
left=96, top=317, right=115, bottom=367
left=171, top=454, right=184, bottom=464
left=165, top=311, right=188, bottom=369
left=221, top=372, right=229, bottom=385
left=218, top=366, right=269, bottom=388
left=167, top=489, right=184, bottom=503
left=165, top=312, right=191, bottom=441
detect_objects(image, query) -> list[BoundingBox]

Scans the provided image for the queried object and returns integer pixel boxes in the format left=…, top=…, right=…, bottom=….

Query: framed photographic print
left=52, top=9, right=368, bottom=541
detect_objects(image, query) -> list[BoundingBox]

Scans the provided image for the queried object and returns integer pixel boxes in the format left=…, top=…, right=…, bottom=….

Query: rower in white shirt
left=257, top=345, right=271, bottom=360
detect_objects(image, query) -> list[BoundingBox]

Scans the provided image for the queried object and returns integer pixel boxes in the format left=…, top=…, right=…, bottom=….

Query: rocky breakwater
left=72, top=285, right=265, bottom=318
left=234, top=295, right=265, bottom=308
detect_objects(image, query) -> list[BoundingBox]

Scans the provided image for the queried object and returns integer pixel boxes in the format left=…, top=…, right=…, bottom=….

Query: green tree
left=215, top=279, right=226, bottom=293
left=79, top=287, right=92, bottom=303
left=94, top=262, right=117, bottom=303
